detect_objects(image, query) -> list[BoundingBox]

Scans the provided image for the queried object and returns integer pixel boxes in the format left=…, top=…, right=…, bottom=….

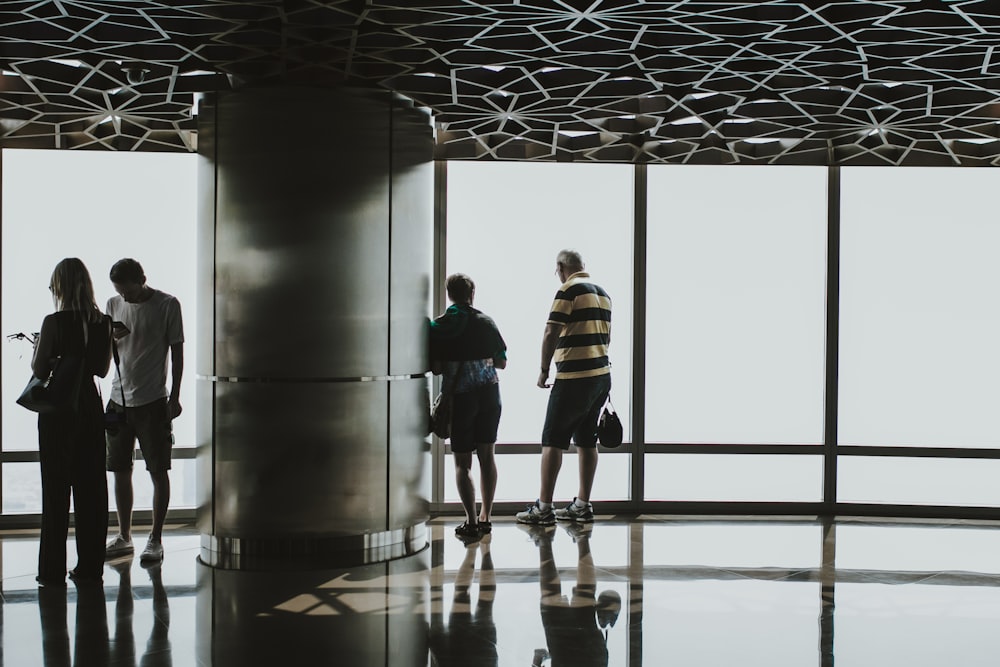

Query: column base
left=199, top=522, right=428, bottom=570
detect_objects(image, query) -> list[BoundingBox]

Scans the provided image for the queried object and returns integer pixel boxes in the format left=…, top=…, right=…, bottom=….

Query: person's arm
left=168, top=343, right=183, bottom=418
left=537, top=322, right=563, bottom=388
left=30, top=316, right=56, bottom=378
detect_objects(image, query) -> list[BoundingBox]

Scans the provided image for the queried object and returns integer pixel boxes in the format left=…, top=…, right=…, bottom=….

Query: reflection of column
left=196, top=85, right=433, bottom=569
left=819, top=518, right=836, bottom=667
left=196, top=553, right=429, bottom=666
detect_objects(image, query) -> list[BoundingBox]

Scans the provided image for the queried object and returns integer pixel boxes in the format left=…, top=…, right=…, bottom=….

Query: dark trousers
left=38, top=410, right=109, bottom=580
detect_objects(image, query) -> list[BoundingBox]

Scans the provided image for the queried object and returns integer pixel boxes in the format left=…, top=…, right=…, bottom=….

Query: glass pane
left=2, top=462, right=41, bottom=513
left=644, top=454, right=823, bottom=502
left=839, top=167, right=1000, bottom=447
left=838, top=457, right=1000, bottom=507
left=446, top=162, right=633, bottom=443
left=2, top=149, right=198, bottom=451
left=646, top=165, right=827, bottom=444
left=2, top=456, right=195, bottom=514
left=444, top=451, right=630, bottom=503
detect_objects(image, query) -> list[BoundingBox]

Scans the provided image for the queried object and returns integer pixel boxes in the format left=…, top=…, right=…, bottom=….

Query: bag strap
left=111, top=334, right=126, bottom=410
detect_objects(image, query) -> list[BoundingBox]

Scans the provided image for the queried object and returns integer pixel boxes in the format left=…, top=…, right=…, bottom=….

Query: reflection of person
left=430, top=274, right=507, bottom=541
left=38, top=578, right=111, bottom=666
left=523, top=524, right=620, bottom=667
left=104, top=258, right=184, bottom=564
left=517, top=250, right=611, bottom=526
left=110, top=560, right=173, bottom=667
left=32, top=258, right=113, bottom=586
left=428, top=536, right=498, bottom=666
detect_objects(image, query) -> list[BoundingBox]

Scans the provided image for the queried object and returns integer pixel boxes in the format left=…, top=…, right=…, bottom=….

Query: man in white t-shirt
left=103, top=258, right=184, bottom=564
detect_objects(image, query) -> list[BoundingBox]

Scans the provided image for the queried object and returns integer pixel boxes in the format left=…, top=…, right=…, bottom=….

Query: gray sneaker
left=515, top=501, right=556, bottom=526
left=139, top=539, right=164, bottom=564
left=554, top=498, right=594, bottom=523
left=105, top=534, right=134, bottom=559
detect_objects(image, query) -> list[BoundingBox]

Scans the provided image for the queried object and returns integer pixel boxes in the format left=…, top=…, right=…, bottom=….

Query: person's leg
left=576, top=447, right=599, bottom=503
left=136, top=398, right=173, bottom=548
left=570, top=375, right=610, bottom=504
left=450, top=390, right=480, bottom=529
left=113, top=472, right=134, bottom=541
left=473, top=384, right=501, bottom=524
left=539, top=446, right=563, bottom=505
left=149, top=469, right=170, bottom=542
left=106, top=402, right=137, bottom=545
left=70, top=422, right=109, bottom=577
left=476, top=443, right=497, bottom=523
left=38, top=431, right=72, bottom=582
left=453, top=452, right=478, bottom=525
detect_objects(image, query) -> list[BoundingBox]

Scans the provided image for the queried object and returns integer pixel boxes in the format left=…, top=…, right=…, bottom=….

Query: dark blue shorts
left=449, top=382, right=502, bottom=453
left=542, top=374, right=611, bottom=450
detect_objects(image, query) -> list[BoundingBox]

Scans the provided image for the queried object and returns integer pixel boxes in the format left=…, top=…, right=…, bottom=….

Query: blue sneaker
left=515, top=501, right=556, bottom=526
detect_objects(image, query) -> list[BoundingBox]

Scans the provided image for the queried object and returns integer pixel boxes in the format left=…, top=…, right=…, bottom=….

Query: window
left=2, top=149, right=197, bottom=513
left=446, top=161, right=634, bottom=445
left=646, top=165, right=828, bottom=445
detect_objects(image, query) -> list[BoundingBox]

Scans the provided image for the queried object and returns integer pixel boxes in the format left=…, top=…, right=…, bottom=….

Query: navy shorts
left=542, top=374, right=611, bottom=450
left=106, top=397, right=174, bottom=473
left=449, top=383, right=501, bottom=453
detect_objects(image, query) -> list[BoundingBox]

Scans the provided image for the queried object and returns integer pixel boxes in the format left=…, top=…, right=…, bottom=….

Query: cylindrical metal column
left=196, top=86, right=433, bottom=569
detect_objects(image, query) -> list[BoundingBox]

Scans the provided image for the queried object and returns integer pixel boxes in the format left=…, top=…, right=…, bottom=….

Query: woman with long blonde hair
left=31, top=257, right=112, bottom=586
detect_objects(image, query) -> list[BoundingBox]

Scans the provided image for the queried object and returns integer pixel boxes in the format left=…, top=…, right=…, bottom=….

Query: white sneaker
left=105, top=534, right=134, bottom=559
left=139, top=539, right=164, bottom=564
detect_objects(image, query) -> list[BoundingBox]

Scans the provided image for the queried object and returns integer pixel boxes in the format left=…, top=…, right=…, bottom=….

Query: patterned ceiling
left=2, top=1, right=1000, bottom=165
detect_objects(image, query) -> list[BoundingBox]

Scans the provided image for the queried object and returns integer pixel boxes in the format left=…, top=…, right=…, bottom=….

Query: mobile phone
left=112, top=321, right=131, bottom=335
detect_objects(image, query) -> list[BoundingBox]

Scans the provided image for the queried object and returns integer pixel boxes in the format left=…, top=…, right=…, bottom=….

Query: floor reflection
left=5, top=516, right=1000, bottom=666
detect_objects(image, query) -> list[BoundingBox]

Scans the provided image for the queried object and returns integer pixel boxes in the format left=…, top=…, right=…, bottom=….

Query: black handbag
left=597, top=398, right=623, bottom=448
left=430, top=360, right=464, bottom=439
left=16, top=316, right=89, bottom=414
left=16, top=355, right=85, bottom=414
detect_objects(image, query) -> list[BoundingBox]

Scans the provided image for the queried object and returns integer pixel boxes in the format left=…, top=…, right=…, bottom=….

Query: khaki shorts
left=106, top=397, right=174, bottom=473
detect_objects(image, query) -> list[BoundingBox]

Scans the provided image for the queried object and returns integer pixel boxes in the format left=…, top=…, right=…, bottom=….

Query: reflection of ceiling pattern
left=2, top=1, right=1000, bottom=164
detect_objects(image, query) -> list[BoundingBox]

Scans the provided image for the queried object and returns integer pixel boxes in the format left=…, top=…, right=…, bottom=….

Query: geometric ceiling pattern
left=2, top=1, right=1000, bottom=165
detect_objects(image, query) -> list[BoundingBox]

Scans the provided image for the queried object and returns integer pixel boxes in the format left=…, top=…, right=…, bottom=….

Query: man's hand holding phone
left=111, top=321, right=131, bottom=340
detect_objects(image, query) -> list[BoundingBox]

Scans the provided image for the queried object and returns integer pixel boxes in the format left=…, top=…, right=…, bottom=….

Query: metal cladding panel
left=211, top=380, right=388, bottom=538
left=196, top=96, right=218, bottom=379
left=195, top=378, right=214, bottom=535
left=213, top=86, right=392, bottom=379
left=389, top=102, right=434, bottom=377
left=387, top=377, right=431, bottom=530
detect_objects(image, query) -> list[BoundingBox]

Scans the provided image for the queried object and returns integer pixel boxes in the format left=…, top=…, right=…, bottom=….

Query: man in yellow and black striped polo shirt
left=516, top=250, right=611, bottom=527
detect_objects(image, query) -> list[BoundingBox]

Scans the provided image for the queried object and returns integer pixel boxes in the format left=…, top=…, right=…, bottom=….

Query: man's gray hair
left=556, top=249, right=585, bottom=271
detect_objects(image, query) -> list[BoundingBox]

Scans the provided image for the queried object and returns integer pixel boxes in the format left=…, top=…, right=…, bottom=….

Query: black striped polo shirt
left=547, top=272, right=611, bottom=380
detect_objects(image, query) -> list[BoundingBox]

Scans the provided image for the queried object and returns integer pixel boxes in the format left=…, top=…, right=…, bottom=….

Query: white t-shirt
left=106, top=288, right=184, bottom=407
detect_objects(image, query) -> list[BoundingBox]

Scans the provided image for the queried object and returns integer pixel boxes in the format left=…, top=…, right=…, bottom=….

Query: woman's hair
left=50, top=258, right=103, bottom=323
left=446, top=273, right=475, bottom=304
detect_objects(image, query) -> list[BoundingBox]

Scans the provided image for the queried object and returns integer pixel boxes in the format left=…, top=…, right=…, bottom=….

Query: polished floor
left=3, top=515, right=1000, bottom=666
